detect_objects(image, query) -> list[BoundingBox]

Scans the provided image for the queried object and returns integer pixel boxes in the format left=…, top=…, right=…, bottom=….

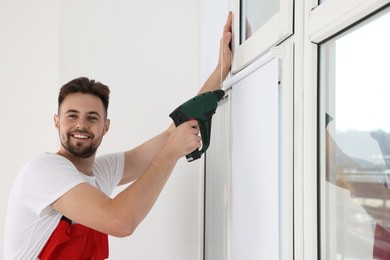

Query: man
left=4, top=12, right=232, bottom=260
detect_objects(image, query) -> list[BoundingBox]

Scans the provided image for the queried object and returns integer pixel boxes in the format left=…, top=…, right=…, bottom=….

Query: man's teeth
left=73, top=134, right=89, bottom=139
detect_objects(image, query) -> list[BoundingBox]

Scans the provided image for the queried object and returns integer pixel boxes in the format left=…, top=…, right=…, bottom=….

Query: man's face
left=54, top=93, right=110, bottom=159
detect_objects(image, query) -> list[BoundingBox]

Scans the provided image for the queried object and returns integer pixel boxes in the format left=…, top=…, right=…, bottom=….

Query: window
left=240, top=0, right=279, bottom=42
left=204, top=43, right=294, bottom=259
left=319, top=7, right=390, bottom=259
left=231, top=0, right=293, bottom=72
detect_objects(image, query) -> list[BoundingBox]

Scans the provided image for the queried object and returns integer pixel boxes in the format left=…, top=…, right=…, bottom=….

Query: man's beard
left=61, top=131, right=99, bottom=158
left=62, top=141, right=97, bottom=158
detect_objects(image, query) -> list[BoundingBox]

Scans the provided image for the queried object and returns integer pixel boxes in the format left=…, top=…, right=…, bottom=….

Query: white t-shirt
left=4, top=152, right=125, bottom=260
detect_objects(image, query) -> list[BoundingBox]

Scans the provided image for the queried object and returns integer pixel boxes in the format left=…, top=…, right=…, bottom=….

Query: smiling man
left=4, top=12, right=232, bottom=260
left=56, top=90, right=110, bottom=162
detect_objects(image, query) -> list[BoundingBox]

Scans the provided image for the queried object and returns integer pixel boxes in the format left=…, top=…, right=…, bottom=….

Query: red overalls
left=373, top=223, right=390, bottom=259
left=39, top=216, right=109, bottom=260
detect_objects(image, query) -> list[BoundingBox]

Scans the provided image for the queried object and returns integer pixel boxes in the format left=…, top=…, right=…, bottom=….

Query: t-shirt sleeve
left=93, top=152, right=125, bottom=196
left=20, top=154, right=86, bottom=217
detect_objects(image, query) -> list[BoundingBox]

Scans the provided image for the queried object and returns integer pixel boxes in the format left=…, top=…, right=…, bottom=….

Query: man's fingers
left=224, top=12, right=233, bottom=33
left=187, top=119, right=199, bottom=128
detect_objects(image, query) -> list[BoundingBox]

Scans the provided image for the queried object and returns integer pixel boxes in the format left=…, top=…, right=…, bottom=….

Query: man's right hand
left=162, top=120, right=201, bottom=160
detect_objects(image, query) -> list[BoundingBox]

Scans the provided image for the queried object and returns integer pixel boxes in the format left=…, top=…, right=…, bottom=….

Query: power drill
left=169, top=89, right=225, bottom=162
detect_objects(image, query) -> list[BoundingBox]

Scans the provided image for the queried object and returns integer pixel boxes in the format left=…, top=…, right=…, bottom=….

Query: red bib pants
left=39, top=216, right=108, bottom=260
left=374, top=223, right=390, bottom=259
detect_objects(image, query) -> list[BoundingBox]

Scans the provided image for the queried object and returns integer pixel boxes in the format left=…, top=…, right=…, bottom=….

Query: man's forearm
left=122, top=126, right=174, bottom=185
left=113, top=149, right=178, bottom=236
left=198, top=66, right=227, bottom=95
left=198, top=12, right=232, bottom=95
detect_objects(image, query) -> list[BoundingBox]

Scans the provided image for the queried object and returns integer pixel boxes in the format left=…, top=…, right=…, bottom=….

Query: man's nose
left=76, top=119, right=88, bottom=129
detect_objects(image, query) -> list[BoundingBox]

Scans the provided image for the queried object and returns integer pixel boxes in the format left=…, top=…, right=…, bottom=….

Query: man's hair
left=58, top=77, right=110, bottom=118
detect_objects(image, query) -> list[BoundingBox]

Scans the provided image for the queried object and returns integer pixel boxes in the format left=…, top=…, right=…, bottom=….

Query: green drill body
left=169, top=90, right=225, bottom=162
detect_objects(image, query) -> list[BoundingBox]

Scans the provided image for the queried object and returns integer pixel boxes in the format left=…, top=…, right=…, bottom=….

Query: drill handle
left=185, top=117, right=211, bottom=162
left=169, top=109, right=215, bottom=162
left=186, top=149, right=202, bottom=162
left=169, top=110, right=201, bottom=162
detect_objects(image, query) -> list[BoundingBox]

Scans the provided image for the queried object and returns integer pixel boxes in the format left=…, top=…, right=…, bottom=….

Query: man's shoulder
left=29, top=152, right=64, bottom=162
left=94, top=152, right=125, bottom=166
left=23, top=153, right=75, bottom=173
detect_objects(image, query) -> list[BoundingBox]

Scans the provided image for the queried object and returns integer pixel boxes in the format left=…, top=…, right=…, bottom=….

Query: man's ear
left=103, top=119, right=110, bottom=135
left=54, top=114, right=60, bottom=129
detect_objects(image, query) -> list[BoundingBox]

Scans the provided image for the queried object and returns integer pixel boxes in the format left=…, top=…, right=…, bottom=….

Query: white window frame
left=309, top=0, right=390, bottom=44
left=223, top=43, right=294, bottom=260
left=298, top=1, right=390, bottom=260
left=229, top=0, right=293, bottom=73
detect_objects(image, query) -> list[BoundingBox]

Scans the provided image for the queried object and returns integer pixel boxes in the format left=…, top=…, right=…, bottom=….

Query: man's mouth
left=71, top=133, right=91, bottom=140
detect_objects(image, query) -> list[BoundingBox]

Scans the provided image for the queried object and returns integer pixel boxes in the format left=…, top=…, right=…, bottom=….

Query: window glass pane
left=319, top=8, right=390, bottom=259
left=240, top=0, right=280, bottom=43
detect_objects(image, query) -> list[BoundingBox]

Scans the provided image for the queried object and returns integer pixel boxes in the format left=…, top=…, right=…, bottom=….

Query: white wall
left=0, top=0, right=216, bottom=259
left=0, top=0, right=60, bottom=255
left=200, top=0, right=229, bottom=82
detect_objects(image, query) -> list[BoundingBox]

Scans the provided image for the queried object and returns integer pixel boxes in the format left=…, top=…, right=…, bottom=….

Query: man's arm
left=197, top=11, right=232, bottom=94
left=53, top=120, right=201, bottom=237
left=119, top=125, right=175, bottom=185
left=120, top=12, right=233, bottom=185
left=52, top=13, right=233, bottom=236
left=326, top=129, right=390, bottom=231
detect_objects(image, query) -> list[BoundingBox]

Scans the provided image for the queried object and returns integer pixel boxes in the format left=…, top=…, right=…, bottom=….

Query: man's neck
left=57, top=150, right=95, bottom=176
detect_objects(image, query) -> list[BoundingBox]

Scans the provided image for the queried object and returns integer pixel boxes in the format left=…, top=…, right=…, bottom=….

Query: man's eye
left=67, top=114, right=77, bottom=119
left=88, top=116, right=98, bottom=121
